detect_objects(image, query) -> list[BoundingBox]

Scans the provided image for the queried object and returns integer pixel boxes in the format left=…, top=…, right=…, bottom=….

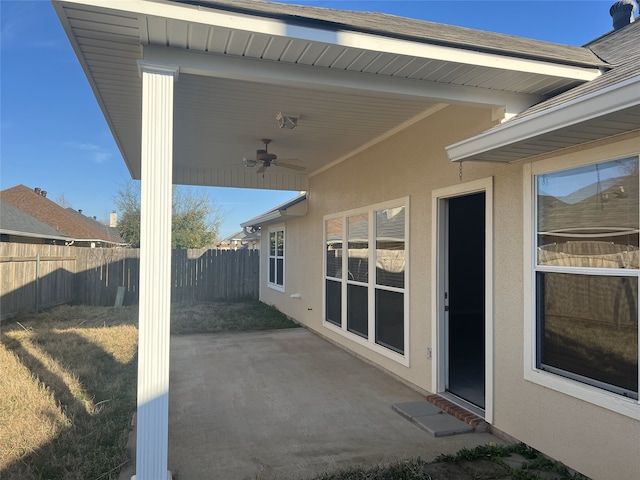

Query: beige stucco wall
left=257, top=106, right=640, bottom=480
left=491, top=133, right=640, bottom=480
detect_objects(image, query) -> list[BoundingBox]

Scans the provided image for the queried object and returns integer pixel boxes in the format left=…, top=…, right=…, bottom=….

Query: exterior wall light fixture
left=277, top=112, right=298, bottom=129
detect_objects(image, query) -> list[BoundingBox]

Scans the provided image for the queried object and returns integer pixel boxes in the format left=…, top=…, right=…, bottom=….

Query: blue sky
left=0, top=1, right=618, bottom=239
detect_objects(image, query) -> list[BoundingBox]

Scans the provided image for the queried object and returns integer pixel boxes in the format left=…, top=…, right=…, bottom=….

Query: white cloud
left=65, top=141, right=97, bottom=150
left=65, top=141, right=112, bottom=164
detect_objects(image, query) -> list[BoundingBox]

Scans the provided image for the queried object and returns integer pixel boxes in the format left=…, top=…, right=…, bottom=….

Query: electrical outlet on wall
left=426, top=347, right=432, bottom=360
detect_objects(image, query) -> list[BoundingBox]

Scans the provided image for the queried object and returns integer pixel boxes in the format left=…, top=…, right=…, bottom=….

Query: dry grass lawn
left=0, top=301, right=298, bottom=480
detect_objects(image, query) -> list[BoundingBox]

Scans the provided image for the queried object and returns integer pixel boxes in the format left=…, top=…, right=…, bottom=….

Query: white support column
left=133, top=61, right=179, bottom=480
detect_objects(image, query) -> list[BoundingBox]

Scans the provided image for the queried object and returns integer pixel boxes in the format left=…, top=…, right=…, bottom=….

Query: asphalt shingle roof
left=0, top=199, right=71, bottom=240
left=477, top=20, right=640, bottom=126
left=66, top=207, right=123, bottom=243
left=177, top=0, right=606, bottom=68
left=0, top=185, right=122, bottom=244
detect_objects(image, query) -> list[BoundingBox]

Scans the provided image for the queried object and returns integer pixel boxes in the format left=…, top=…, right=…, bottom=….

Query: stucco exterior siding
left=258, top=107, right=640, bottom=480
left=259, top=104, right=501, bottom=392
left=493, top=134, right=640, bottom=480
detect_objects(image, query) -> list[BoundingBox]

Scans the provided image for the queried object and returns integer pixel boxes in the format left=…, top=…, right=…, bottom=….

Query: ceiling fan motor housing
left=256, top=149, right=277, bottom=161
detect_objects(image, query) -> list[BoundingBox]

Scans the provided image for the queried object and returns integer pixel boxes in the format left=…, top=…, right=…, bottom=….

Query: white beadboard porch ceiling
left=53, top=0, right=604, bottom=190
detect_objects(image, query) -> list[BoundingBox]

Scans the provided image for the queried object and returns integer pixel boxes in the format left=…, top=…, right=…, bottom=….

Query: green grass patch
left=433, top=443, right=589, bottom=480
left=308, top=458, right=430, bottom=480
left=170, top=300, right=300, bottom=334
left=306, top=444, right=590, bottom=480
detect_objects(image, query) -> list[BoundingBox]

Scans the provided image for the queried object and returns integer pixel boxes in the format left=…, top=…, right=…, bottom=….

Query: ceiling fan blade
left=275, top=162, right=306, bottom=171
left=242, top=157, right=258, bottom=167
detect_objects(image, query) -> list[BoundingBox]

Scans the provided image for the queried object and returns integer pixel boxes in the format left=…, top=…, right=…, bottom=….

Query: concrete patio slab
left=126, top=328, right=501, bottom=479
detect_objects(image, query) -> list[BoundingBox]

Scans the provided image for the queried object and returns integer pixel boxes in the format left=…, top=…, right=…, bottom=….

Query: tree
left=55, top=192, right=73, bottom=209
left=114, top=180, right=141, bottom=247
left=114, top=180, right=224, bottom=249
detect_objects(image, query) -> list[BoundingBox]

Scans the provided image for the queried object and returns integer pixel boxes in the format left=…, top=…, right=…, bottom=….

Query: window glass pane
left=347, top=284, right=368, bottom=338
left=537, top=272, right=638, bottom=397
left=376, top=207, right=405, bottom=288
left=375, top=289, right=404, bottom=354
left=276, top=258, right=284, bottom=286
left=277, top=230, right=284, bottom=257
left=326, top=218, right=343, bottom=278
left=326, top=279, right=342, bottom=326
left=348, top=213, right=368, bottom=283
left=537, top=157, right=639, bottom=268
left=269, top=258, right=275, bottom=284
left=269, top=232, right=276, bottom=256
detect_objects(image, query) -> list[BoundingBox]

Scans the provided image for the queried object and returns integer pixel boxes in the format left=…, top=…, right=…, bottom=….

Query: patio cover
left=52, top=1, right=609, bottom=478
left=53, top=0, right=606, bottom=190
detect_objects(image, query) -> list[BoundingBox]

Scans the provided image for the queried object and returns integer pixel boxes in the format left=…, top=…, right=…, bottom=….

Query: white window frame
left=524, top=156, right=640, bottom=420
left=322, top=197, right=410, bottom=366
left=267, top=226, right=285, bottom=292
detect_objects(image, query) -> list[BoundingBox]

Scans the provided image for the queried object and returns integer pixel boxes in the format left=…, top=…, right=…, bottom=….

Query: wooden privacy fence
left=0, top=243, right=259, bottom=320
left=0, top=244, right=75, bottom=319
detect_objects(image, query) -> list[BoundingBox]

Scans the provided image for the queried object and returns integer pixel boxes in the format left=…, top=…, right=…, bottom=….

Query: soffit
left=457, top=107, right=640, bottom=163
left=446, top=29, right=640, bottom=164
left=53, top=0, right=604, bottom=189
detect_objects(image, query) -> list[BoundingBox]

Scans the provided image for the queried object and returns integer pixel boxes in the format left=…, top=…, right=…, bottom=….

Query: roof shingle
left=0, top=200, right=71, bottom=240
left=176, top=0, right=606, bottom=68
left=0, top=185, right=122, bottom=244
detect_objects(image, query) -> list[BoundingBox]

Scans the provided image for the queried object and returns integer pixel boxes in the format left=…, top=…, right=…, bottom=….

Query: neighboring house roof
left=0, top=185, right=124, bottom=245
left=65, top=207, right=124, bottom=243
left=241, top=193, right=308, bottom=228
left=446, top=20, right=640, bottom=163
left=0, top=199, right=71, bottom=242
left=220, top=230, right=249, bottom=243
left=219, top=229, right=259, bottom=246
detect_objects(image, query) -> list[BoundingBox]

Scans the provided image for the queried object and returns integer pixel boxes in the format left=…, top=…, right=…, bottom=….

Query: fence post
left=35, top=253, right=41, bottom=313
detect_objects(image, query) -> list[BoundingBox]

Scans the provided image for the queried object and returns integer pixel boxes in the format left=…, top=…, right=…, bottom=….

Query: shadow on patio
left=126, top=328, right=499, bottom=479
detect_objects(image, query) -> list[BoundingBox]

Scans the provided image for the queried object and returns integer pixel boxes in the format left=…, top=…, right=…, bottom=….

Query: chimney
left=610, top=0, right=637, bottom=30
left=78, top=209, right=83, bottom=214
left=41, top=191, right=47, bottom=198
left=110, top=211, right=118, bottom=228
left=34, top=187, right=41, bottom=195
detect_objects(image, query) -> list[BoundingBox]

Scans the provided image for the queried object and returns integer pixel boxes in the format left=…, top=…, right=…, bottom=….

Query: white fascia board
left=241, top=210, right=283, bottom=228
left=52, top=1, right=137, bottom=176
left=446, top=75, right=640, bottom=163
left=0, top=229, right=71, bottom=242
left=144, top=45, right=542, bottom=112
left=241, top=194, right=307, bottom=227
left=56, top=0, right=601, bottom=82
left=0, top=228, right=122, bottom=245
left=70, top=238, right=127, bottom=245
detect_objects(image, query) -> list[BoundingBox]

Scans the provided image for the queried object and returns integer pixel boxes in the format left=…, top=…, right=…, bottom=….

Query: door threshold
left=426, top=393, right=488, bottom=431
left=441, top=392, right=485, bottom=417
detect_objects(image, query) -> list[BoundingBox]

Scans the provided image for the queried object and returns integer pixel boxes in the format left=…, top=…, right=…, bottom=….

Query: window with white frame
left=268, top=228, right=285, bottom=291
left=533, top=156, right=639, bottom=400
left=324, top=200, right=407, bottom=358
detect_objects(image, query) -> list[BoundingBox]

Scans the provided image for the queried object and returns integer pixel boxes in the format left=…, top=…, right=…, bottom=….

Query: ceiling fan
left=243, top=139, right=305, bottom=174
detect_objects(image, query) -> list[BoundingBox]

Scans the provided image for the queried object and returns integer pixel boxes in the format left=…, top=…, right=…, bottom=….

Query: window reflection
left=537, top=158, right=639, bottom=268
left=326, top=218, right=343, bottom=278
left=538, top=272, right=638, bottom=396
left=348, top=214, right=368, bottom=283
left=376, top=207, right=405, bottom=288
